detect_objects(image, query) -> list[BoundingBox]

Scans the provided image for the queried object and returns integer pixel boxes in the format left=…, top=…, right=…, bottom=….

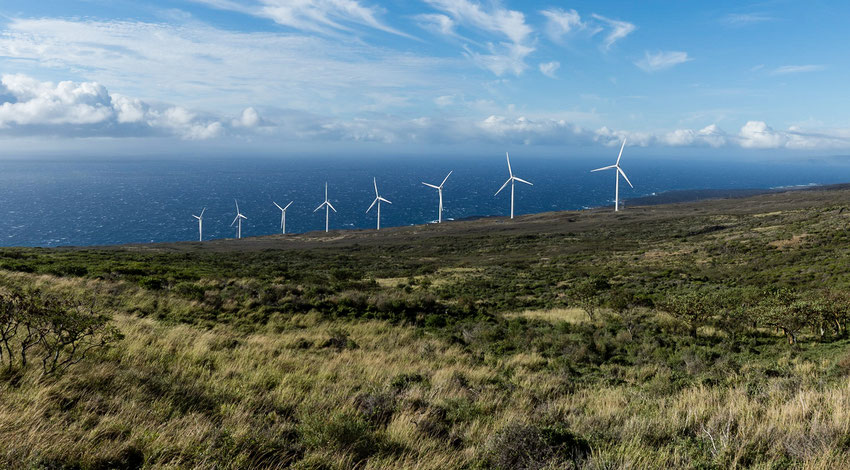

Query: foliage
left=0, top=288, right=120, bottom=376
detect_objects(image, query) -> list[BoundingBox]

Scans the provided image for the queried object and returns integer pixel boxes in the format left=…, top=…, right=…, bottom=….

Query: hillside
left=2, top=185, right=850, bottom=469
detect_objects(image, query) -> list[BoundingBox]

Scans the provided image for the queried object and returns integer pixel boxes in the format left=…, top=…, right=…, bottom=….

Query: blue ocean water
left=0, top=155, right=848, bottom=247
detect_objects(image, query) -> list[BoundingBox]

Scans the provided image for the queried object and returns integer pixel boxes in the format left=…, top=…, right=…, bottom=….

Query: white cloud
left=636, top=51, right=692, bottom=72
left=662, top=124, right=727, bottom=147
left=770, top=65, right=826, bottom=75
left=192, top=0, right=413, bottom=38
left=233, top=107, right=261, bottom=128
left=541, top=8, right=583, bottom=42
left=416, top=13, right=455, bottom=36
left=539, top=61, right=560, bottom=78
left=738, top=121, right=785, bottom=148
left=721, top=13, right=775, bottom=26
left=434, top=95, right=455, bottom=107
left=590, top=14, right=636, bottom=49
left=0, top=74, right=251, bottom=140
left=0, top=18, right=455, bottom=115
left=424, top=0, right=535, bottom=76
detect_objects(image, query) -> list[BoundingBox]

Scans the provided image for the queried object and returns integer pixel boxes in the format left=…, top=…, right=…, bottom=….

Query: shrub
left=0, top=288, right=121, bottom=376
left=485, top=422, right=589, bottom=470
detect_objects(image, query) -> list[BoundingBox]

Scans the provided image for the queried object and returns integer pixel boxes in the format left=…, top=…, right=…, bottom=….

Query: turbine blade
left=327, top=202, right=337, bottom=212
left=283, top=201, right=293, bottom=211
left=506, top=152, right=512, bottom=177
left=440, top=170, right=453, bottom=187
left=200, top=207, right=206, bottom=217
left=314, top=203, right=324, bottom=212
left=422, top=182, right=439, bottom=189
left=379, top=197, right=392, bottom=204
left=373, top=177, right=379, bottom=197
left=235, top=199, right=240, bottom=213
left=273, top=201, right=283, bottom=211
left=241, top=214, right=248, bottom=220
left=192, top=215, right=200, bottom=220
left=591, top=165, right=616, bottom=172
left=514, top=177, right=533, bottom=186
left=616, top=138, right=627, bottom=165
left=618, top=167, right=634, bottom=188
left=231, top=215, right=239, bottom=227
left=367, top=198, right=377, bottom=213
left=325, top=182, right=328, bottom=201
left=495, top=178, right=511, bottom=196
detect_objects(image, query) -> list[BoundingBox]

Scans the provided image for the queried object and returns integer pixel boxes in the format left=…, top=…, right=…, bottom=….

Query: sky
left=0, top=0, right=848, bottom=158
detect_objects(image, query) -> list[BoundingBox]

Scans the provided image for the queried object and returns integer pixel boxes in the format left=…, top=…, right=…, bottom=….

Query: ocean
left=0, top=154, right=848, bottom=247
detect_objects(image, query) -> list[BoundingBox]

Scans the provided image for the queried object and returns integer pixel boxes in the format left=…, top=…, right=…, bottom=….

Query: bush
left=0, top=288, right=121, bottom=376
left=485, top=422, right=589, bottom=470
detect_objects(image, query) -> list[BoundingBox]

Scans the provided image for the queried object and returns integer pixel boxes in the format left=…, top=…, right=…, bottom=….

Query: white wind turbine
left=422, top=170, right=452, bottom=223
left=495, top=152, right=533, bottom=219
left=191, top=207, right=205, bottom=242
left=366, top=177, right=392, bottom=230
left=273, top=201, right=294, bottom=234
left=591, top=139, right=633, bottom=211
left=231, top=199, right=247, bottom=239
left=313, top=182, right=336, bottom=232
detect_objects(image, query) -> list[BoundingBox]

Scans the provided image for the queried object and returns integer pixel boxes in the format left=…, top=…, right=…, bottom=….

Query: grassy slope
left=2, top=187, right=850, bottom=468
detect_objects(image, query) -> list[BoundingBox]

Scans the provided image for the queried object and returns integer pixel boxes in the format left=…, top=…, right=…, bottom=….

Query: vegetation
left=2, top=187, right=850, bottom=468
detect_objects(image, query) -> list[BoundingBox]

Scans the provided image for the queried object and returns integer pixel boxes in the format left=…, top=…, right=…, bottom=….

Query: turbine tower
left=422, top=170, right=452, bottom=223
left=191, top=207, right=205, bottom=242
left=231, top=199, right=247, bottom=239
left=495, top=152, right=533, bottom=219
left=366, top=177, right=392, bottom=230
left=273, top=201, right=294, bottom=234
left=591, top=139, right=633, bottom=211
left=313, top=182, right=336, bottom=232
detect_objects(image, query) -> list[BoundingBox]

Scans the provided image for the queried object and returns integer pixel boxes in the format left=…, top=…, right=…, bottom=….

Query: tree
left=0, top=288, right=121, bottom=376
left=569, top=277, right=608, bottom=321
left=659, top=290, right=715, bottom=338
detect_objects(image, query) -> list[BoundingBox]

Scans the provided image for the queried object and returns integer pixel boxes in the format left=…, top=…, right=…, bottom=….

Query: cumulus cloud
left=0, top=74, right=258, bottom=140
left=590, top=14, right=636, bottom=49
left=737, top=121, right=786, bottom=148
left=636, top=51, right=692, bottom=72
left=539, top=61, right=560, bottom=78
left=0, top=18, right=452, bottom=116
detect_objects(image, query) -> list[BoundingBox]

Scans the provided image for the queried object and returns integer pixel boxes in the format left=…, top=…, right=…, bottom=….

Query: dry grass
left=2, top=311, right=850, bottom=468
left=504, top=307, right=589, bottom=324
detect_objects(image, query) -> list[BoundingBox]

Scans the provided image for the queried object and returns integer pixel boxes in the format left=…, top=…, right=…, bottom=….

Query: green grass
left=2, top=188, right=850, bottom=468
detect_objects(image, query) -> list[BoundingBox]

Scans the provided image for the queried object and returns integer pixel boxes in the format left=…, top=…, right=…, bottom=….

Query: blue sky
left=0, top=0, right=847, bottom=157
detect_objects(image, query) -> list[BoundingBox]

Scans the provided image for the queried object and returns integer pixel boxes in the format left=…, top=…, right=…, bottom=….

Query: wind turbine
left=422, top=170, right=452, bottom=223
left=591, top=139, right=633, bottom=211
left=313, top=182, right=336, bottom=232
left=366, top=177, right=392, bottom=230
left=191, top=207, right=205, bottom=242
left=231, top=199, right=247, bottom=239
left=495, top=152, right=533, bottom=219
left=273, top=201, right=293, bottom=234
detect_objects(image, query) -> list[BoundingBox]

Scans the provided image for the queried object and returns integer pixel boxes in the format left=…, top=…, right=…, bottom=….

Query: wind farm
left=1, top=0, right=848, bottom=469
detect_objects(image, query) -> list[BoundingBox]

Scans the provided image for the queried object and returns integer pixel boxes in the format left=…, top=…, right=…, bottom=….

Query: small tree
left=659, top=290, right=715, bottom=338
left=569, top=277, right=609, bottom=321
left=0, top=288, right=120, bottom=377
left=756, top=289, right=806, bottom=345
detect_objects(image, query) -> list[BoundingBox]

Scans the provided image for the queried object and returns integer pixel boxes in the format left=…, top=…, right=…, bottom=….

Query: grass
left=3, top=187, right=850, bottom=468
